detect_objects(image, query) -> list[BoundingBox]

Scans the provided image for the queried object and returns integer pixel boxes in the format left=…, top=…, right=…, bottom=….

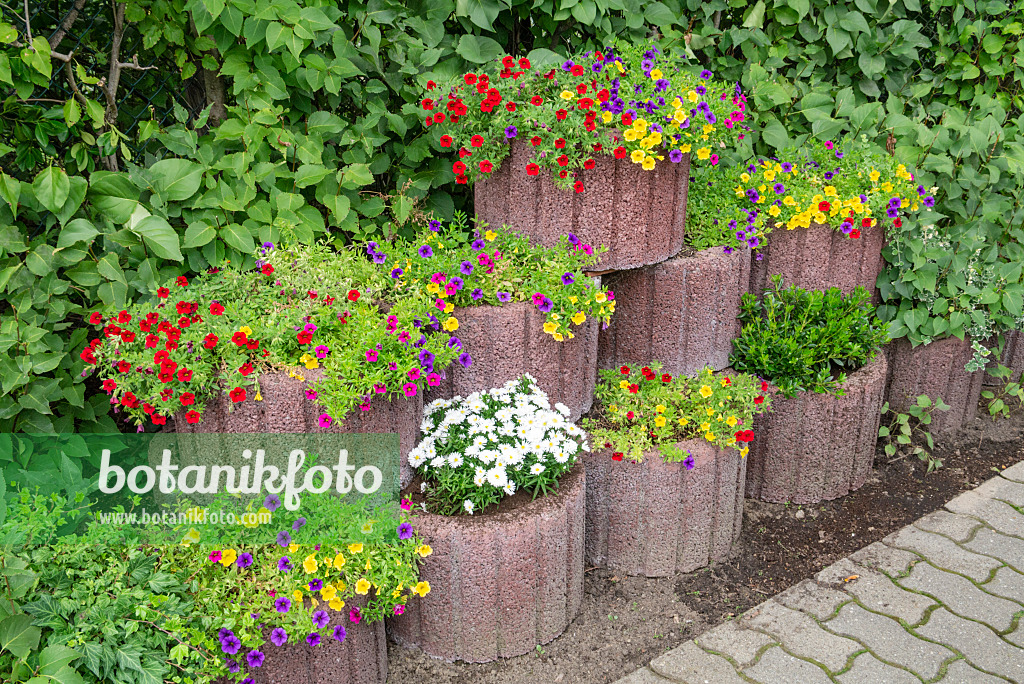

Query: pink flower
left=209, top=551, right=222, bottom=563
left=365, top=349, right=378, bottom=362
left=435, top=299, right=446, bottom=311
left=305, top=389, right=319, bottom=400
left=426, top=373, right=441, bottom=386
left=386, top=315, right=398, bottom=333
left=394, top=605, right=405, bottom=616
left=825, top=140, right=834, bottom=150
left=374, top=383, right=386, bottom=394
left=318, top=413, right=332, bottom=428
left=407, top=367, right=421, bottom=381
left=710, top=154, right=719, bottom=165
left=402, top=383, right=417, bottom=397
left=349, top=607, right=362, bottom=624
left=400, top=499, right=412, bottom=511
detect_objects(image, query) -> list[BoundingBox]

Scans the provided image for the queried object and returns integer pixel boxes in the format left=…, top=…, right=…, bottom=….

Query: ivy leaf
left=0, top=173, right=20, bottom=218
left=32, top=167, right=71, bottom=214
left=0, top=614, right=41, bottom=659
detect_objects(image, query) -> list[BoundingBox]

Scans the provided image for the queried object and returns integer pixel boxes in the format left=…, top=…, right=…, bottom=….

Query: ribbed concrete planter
left=223, top=599, right=386, bottom=684
left=474, top=138, right=691, bottom=271
left=172, top=369, right=422, bottom=487
left=597, top=246, right=749, bottom=375
left=426, top=302, right=598, bottom=421
left=886, top=336, right=984, bottom=435
left=746, top=353, right=888, bottom=504
left=984, top=329, right=1024, bottom=386
left=750, top=222, right=884, bottom=300
left=386, top=462, right=586, bottom=663
left=583, top=440, right=744, bottom=577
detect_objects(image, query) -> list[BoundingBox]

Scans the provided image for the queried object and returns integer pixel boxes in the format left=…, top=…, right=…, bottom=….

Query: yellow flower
left=705, top=431, right=716, bottom=441
left=679, top=143, right=692, bottom=153
left=220, top=549, right=237, bottom=566
left=726, top=416, right=738, bottom=427
left=553, top=332, right=564, bottom=342
left=769, top=205, right=781, bottom=217
left=655, top=405, right=666, bottom=413
left=181, top=528, right=201, bottom=545
left=609, top=404, right=618, bottom=412
left=602, top=111, right=613, bottom=123
left=293, top=589, right=303, bottom=602
left=426, top=282, right=440, bottom=294
left=348, top=543, right=363, bottom=554
left=633, top=118, right=647, bottom=133
left=254, top=391, right=262, bottom=401
left=869, top=169, right=880, bottom=183
left=739, top=446, right=749, bottom=458
left=329, top=597, right=345, bottom=611
left=485, top=230, right=497, bottom=241
left=641, top=157, right=656, bottom=171
left=740, top=173, right=751, bottom=183
left=289, top=543, right=299, bottom=553
left=362, top=521, right=374, bottom=533
left=444, top=302, right=454, bottom=314
left=699, top=385, right=713, bottom=398
left=687, top=90, right=699, bottom=103
left=333, top=553, right=346, bottom=569
left=700, top=421, right=711, bottom=432
left=571, top=311, right=586, bottom=326
left=416, top=544, right=432, bottom=557
left=649, top=68, right=663, bottom=79
left=303, top=358, right=319, bottom=370
left=239, top=326, right=252, bottom=336
left=619, top=380, right=629, bottom=389
left=678, top=417, right=689, bottom=426
left=696, top=147, right=711, bottom=160
left=630, top=150, right=645, bottom=164
left=595, top=292, right=607, bottom=303
left=322, top=585, right=337, bottom=601
left=303, top=555, right=319, bottom=574
left=364, top=558, right=372, bottom=571
left=356, top=578, right=372, bottom=595
left=560, top=90, right=575, bottom=100
left=413, top=581, right=431, bottom=597
left=705, top=407, right=715, bottom=416
left=615, top=60, right=625, bottom=73
left=764, top=170, right=776, bottom=181
left=624, top=128, right=639, bottom=142
left=654, top=416, right=667, bottom=427
left=543, top=322, right=559, bottom=334
left=443, top=316, right=459, bottom=332
left=881, top=181, right=894, bottom=193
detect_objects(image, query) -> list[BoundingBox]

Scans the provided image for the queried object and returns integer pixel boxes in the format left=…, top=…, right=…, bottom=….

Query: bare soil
left=385, top=406, right=1024, bottom=684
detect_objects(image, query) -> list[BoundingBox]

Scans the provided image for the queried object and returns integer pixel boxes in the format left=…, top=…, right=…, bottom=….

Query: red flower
left=662, top=373, right=672, bottom=383
left=229, top=387, right=246, bottom=403
left=117, top=310, right=131, bottom=324
left=526, top=163, right=540, bottom=176
left=519, top=57, right=531, bottom=69
left=297, top=331, right=313, bottom=344
left=308, top=290, right=318, bottom=299
left=88, top=312, right=104, bottom=325
left=754, top=395, right=764, bottom=405
left=530, top=136, right=542, bottom=146
left=570, top=64, right=585, bottom=76
left=203, top=334, right=218, bottom=349
left=626, top=411, right=634, bottom=419
left=458, top=147, right=472, bottom=159
left=584, top=158, right=596, bottom=170
left=117, top=360, right=131, bottom=373
left=423, top=117, right=433, bottom=127
left=456, top=174, right=468, bottom=185
left=246, top=338, right=259, bottom=350
left=861, top=218, right=871, bottom=228
left=614, top=146, right=627, bottom=159
left=556, top=109, right=568, bottom=121
left=178, top=368, right=193, bottom=382
left=531, top=95, right=543, bottom=106
left=470, top=135, right=484, bottom=147
left=433, top=112, right=446, bottom=124
left=120, top=330, right=135, bottom=343
left=157, top=287, right=170, bottom=298
left=180, top=392, right=196, bottom=406
left=556, top=155, right=569, bottom=166
left=506, top=102, right=516, bottom=112
left=154, top=350, right=170, bottom=363
left=440, top=135, right=453, bottom=147
left=427, top=80, right=436, bottom=89
left=347, top=289, right=360, bottom=302
left=452, top=161, right=466, bottom=175
left=620, top=365, right=630, bottom=375
left=574, top=181, right=584, bottom=193
left=593, top=143, right=603, bottom=152
left=207, top=302, right=224, bottom=316
left=502, top=55, right=515, bottom=68
left=479, top=160, right=493, bottom=173
left=165, top=340, right=178, bottom=351
left=723, top=377, right=732, bottom=386
left=893, top=218, right=902, bottom=228
left=850, top=229, right=861, bottom=239
left=464, top=73, right=477, bottom=85
left=597, top=89, right=610, bottom=102
left=641, top=366, right=654, bottom=377
left=628, top=384, right=639, bottom=394
left=421, top=98, right=434, bottom=110
left=261, top=264, right=274, bottom=276
left=761, top=381, right=769, bottom=392
left=186, top=410, right=201, bottom=424
left=578, top=97, right=593, bottom=110
left=622, top=113, right=633, bottom=126
left=559, top=170, right=567, bottom=178
left=176, top=276, right=189, bottom=287
left=818, top=201, right=831, bottom=212
left=231, top=331, right=248, bottom=346
left=102, top=379, right=117, bottom=393
left=121, top=392, right=139, bottom=408
left=612, top=452, right=624, bottom=461
left=555, top=138, right=566, bottom=149
left=239, top=363, right=254, bottom=376
left=152, top=414, right=167, bottom=426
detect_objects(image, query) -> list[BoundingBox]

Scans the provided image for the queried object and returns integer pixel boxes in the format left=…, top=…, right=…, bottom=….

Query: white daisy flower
left=530, top=463, right=546, bottom=475
left=503, top=481, right=516, bottom=496
left=486, top=466, right=508, bottom=488
left=448, top=454, right=464, bottom=468
left=464, top=500, right=474, bottom=515
left=554, top=402, right=570, bottom=416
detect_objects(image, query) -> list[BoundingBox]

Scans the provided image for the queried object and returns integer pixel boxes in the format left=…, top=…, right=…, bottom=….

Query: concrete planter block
left=427, top=302, right=598, bottom=421
left=474, top=138, right=691, bottom=271
left=173, top=369, right=422, bottom=487
left=597, top=246, right=749, bottom=375
left=886, top=336, right=984, bottom=435
left=746, top=353, right=888, bottom=504
left=386, top=462, right=586, bottom=663
left=984, top=329, right=1024, bottom=386
left=750, top=222, right=885, bottom=300
left=583, top=440, right=745, bottom=577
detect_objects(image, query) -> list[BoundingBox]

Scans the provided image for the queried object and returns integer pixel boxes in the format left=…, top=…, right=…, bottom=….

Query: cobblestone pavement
left=614, top=461, right=1024, bottom=684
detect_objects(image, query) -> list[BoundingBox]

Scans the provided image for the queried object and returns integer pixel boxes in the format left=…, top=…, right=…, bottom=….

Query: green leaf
left=0, top=173, right=20, bottom=218
left=220, top=223, right=254, bottom=253
left=56, top=219, right=99, bottom=248
left=643, top=2, right=676, bottom=24
left=32, top=167, right=71, bottom=214
left=982, top=33, right=1006, bottom=54
left=88, top=172, right=140, bottom=223
left=456, top=35, right=503, bottom=64
left=38, top=644, right=81, bottom=675
left=148, top=159, right=205, bottom=201
left=131, top=215, right=184, bottom=261
left=0, top=614, right=40, bottom=659
left=182, top=222, right=216, bottom=248
left=293, top=164, right=331, bottom=188
left=341, top=163, right=374, bottom=188
left=742, top=0, right=766, bottom=28
left=96, top=253, right=126, bottom=284
left=787, top=0, right=810, bottom=18
left=63, top=99, right=81, bottom=127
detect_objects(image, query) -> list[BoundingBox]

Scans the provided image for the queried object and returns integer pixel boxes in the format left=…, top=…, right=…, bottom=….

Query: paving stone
left=822, top=602, right=954, bottom=680
left=980, top=566, right=1024, bottom=605
left=740, top=599, right=860, bottom=673
left=818, top=558, right=935, bottom=625
left=742, top=646, right=832, bottom=684
left=945, top=491, right=1024, bottom=540
left=775, top=579, right=850, bottom=620
left=836, top=652, right=920, bottom=684
left=614, top=668, right=676, bottom=684
left=898, top=562, right=1022, bottom=632
left=939, top=659, right=1010, bottom=684
left=1000, top=461, right=1024, bottom=484
left=913, top=509, right=984, bottom=543
left=695, top=621, right=776, bottom=668
left=1006, top=622, right=1024, bottom=649
left=974, top=477, right=1024, bottom=508
left=648, top=641, right=746, bottom=684
left=965, top=527, right=1024, bottom=572
left=849, top=541, right=919, bottom=577
left=883, top=526, right=1002, bottom=582
left=913, top=607, right=1024, bottom=681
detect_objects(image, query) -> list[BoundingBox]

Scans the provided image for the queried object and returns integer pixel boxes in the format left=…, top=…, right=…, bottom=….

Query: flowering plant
left=422, top=42, right=748, bottom=192
left=730, top=276, right=890, bottom=398
left=376, top=214, right=617, bottom=342
left=408, top=375, right=589, bottom=515
left=583, top=363, right=770, bottom=463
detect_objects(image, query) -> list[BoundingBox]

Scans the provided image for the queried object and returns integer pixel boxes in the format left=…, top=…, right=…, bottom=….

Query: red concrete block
left=173, top=369, right=422, bottom=487
left=984, top=329, right=1024, bottom=386
left=583, top=440, right=745, bottom=577
left=426, top=302, right=598, bottom=421
left=386, top=462, right=586, bottom=663
left=749, top=222, right=885, bottom=300
left=886, top=336, right=985, bottom=435
left=474, top=138, right=691, bottom=271
left=597, top=246, right=750, bottom=375
left=745, top=353, right=888, bottom=504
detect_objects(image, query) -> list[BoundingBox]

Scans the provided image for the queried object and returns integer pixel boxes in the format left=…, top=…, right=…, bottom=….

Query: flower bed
left=886, top=336, right=985, bottom=435
left=745, top=353, right=888, bottom=503
left=597, top=246, right=749, bottom=375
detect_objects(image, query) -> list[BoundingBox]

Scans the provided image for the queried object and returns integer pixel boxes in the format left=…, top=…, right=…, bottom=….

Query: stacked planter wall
left=885, top=336, right=985, bottom=435
left=749, top=222, right=885, bottom=300
left=387, top=462, right=586, bottom=663
left=583, top=440, right=744, bottom=577
left=597, top=246, right=750, bottom=375
left=426, top=302, right=598, bottom=421
left=474, top=139, right=691, bottom=271
left=172, top=369, right=422, bottom=487
left=745, top=353, right=888, bottom=504
left=984, top=329, right=1024, bottom=386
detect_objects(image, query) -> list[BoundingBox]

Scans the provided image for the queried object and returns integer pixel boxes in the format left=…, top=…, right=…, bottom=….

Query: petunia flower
left=418, top=245, right=433, bottom=258
left=312, top=610, right=330, bottom=629
left=246, top=650, right=265, bottom=668
left=333, top=625, right=347, bottom=642
left=398, top=522, right=413, bottom=539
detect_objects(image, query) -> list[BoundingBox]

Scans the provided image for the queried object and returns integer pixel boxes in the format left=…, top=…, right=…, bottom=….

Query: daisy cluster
left=409, top=375, right=588, bottom=515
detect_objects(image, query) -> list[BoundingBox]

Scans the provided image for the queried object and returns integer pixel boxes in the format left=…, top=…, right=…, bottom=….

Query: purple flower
left=418, top=349, right=435, bottom=366
left=700, top=69, right=712, bottom=80
left=824, top=172, right=833, bottom=181
left=221, top=633, right=241, bottom=655
left=917, top=184, right=926, bottom=196
left=277, top=556, right=292, bottom=572
left=293, top=517, right=307, bottom=531
left=566, top=233, right=580, bottom=246
left=538, top=297, right=554, bottom=313
left=781, top=162, right=792, bottom=173
left=669, top=149, right=684, bottom=163
left=496, top=291, right=511, bottom=303
left=246, top=650, right=265, bottom=668
left=773, top=183, right=785, bottom=194
left=236, top=553, right=253, bottom=569
left=683, top=454, right=695, bottom=470
left=460, top=261, right=474, bottom=275
left=505, top=125, right=518, bottom=138
left=276, top=530, right=291, bottom=547
left=450, top=276, right=464, bottom=290
left=448, top=337, right=461, bottom=349
left=418, top=245, right=433, bottom=258
left=841, top=223, right=852, bottom=234
left=428, top=219, right=442, bottom=231
left=561, top=272, right=575, bottom=285
left=372, top=252, right=387, bottom=265
left=835, top=152, right=844, bottom=159
left=275, top=597, right=292, bottom=613
left=561, top=60, right=574, bottom=71
left=471, top=288, right=483, bottom=300
left=390, top=267, right=403, bottom=279
left=306, top=633, right=321, bottom=647
left=398, top=522, right=413, bottom=539
left=458, top=352, right=473, bottom=368
left=270, top=628, right=288, bottom=646
left=312, top=610, right=330, bottom=629
left=923, top=195, right=935, bottom=208
left=471, top=238, right=485, bottom=250
left=264, top=494, right=281, bottom=512
left=226, top=660, right=240, bottom=673
left=309, top=579, right=323, bottom=591
left=333, top=625, right=347, bottom=642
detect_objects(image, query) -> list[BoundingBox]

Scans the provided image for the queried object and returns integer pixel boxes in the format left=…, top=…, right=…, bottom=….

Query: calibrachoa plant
left=378, top=214, right=617, bottom=342
left=189, top=494, right=432, bottom=683
left=408, top=375, right=589, bottom=515
left=583, top=362, right=770, bottom=463
left=730, top=276, right=890, bottom=398
left=422, top=42, right=748, bottom=191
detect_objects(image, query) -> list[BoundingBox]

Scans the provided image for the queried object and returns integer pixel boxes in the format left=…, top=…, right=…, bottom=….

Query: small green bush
left=729, top=276, right=889, bottom=398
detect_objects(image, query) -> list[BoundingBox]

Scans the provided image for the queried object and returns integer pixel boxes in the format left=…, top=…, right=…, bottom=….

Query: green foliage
left=981, top=336, right=1024, bottom=418
left=878, top=396, right=951, bottom=472
left=730, top=276, right=890, bottom=398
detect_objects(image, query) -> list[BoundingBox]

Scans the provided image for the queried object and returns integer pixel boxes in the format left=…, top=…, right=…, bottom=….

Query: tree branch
left=101, top=0, right=128, bottom=172
left=188, top=14, right=227, bottom=127
left=49, top=0, right=88, bottom=50
left=62, top=59, right=88, bottom=108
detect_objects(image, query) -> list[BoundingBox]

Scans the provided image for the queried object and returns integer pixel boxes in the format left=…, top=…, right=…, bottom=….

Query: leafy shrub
left=730, top=276, right=890, bottom=398
left=583, top=362, right=770, bottom=462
